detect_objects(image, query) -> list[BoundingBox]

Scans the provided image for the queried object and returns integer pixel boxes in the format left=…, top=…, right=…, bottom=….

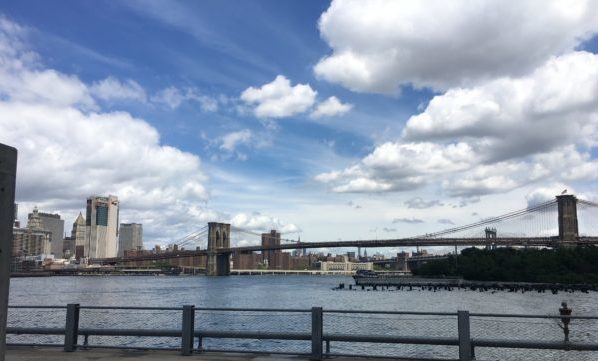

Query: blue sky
left=0, top=0, right=597, bottom=250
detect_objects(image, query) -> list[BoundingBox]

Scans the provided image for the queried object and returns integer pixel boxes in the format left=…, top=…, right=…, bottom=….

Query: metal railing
left=7, top=304, right=598, bottom=360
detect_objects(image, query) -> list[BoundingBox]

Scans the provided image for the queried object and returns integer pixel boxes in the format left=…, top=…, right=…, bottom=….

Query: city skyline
left=0, top=1, right=597, bottom=248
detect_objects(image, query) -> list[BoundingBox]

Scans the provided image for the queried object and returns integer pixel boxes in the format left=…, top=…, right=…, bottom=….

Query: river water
left=7, top=275, right=598, bottom=360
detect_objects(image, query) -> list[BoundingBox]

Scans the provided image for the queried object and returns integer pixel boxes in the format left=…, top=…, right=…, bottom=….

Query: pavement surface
left=5, top=347, right=426, bottom=361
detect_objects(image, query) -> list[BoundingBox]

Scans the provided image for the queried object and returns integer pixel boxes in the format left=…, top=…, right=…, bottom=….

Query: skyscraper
left=85, top=195, right=119, bottom=258
left=70, top=212, right=86, bottom=259
left=118, top=223, right=143, bottom=257
left=28, top=207, right=64, bottom=258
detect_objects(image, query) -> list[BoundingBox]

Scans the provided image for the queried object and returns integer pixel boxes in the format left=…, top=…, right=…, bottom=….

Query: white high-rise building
left=85, top=195, right=119, bottom=258
left=118, top=223, right=143, bottom=257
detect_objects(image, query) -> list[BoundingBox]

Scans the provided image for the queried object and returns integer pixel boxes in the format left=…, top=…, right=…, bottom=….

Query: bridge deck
left=94, top=237, right=598, bottom=264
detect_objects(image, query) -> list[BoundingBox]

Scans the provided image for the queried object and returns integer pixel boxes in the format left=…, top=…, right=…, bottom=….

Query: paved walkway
left=5, top=347, right=423, bottom=361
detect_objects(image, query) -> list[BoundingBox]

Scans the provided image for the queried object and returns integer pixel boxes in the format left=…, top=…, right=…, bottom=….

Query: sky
left=0, top=0, right=597, bottom=251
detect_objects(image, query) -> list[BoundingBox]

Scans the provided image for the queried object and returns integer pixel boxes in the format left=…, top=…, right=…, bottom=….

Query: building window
left=96, top=205, right=109, bottom=226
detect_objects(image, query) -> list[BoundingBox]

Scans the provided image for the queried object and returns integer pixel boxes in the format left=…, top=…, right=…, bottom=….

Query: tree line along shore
left=413, top=246, right=598, bottom=284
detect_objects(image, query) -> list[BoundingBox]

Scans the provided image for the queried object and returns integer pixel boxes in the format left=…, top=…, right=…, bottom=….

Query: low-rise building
left=319, top=260, right=374, bottom=272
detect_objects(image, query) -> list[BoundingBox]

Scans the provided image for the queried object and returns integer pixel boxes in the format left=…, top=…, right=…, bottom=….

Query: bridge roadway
left=95, top=236, right=598, bottom=264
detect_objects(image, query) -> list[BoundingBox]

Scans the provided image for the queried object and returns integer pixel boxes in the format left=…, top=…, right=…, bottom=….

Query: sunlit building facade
left=85, top=195, right=119, bottom=258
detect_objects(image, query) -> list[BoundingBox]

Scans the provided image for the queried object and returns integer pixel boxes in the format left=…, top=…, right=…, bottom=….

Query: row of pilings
left=336, top=281, right=596, bottom=294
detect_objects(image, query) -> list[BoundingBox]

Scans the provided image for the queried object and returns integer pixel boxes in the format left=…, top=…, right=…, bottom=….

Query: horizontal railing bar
left=194, top=307, right=311, bottom=312
left=326, top=352, right=454, bottom=361
left=196, top=331, right=311, bottom=340
left=324, top=334, right=458, bottom=346
left=325, top=310, right=457, bottom=316
left=80, top=306, right=183, bottom=311
left=472, top=338, right=598, bottom=351
left=6, top=343, right=64, bottom=348
left=80, top=328, right=181, bottom=337
left=8, top=305, right=67, bottom=309
left=199, top=348, right=311, bottom=356
left=81, top=345, right=179, bottom=351
left=470, top=313, right=598, bottom=320
left=7, top=327, right=65, bottom=335
left=9, top=305, right=598, bottom=319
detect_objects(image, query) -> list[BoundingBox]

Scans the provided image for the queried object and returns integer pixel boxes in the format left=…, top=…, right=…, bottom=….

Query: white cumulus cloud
left=316, top=52, right=598, bottom=198
left=315, top=0, right=598, bottom=93
left=0, top=16, right=215, bottom=243
left=310, top=96, right=353, bottom=118
left=240, top=75, right=317, bottom=118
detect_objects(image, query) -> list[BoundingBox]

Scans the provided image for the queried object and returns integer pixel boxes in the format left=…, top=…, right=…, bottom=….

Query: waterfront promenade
left=5, top=347, right=408, bottom=361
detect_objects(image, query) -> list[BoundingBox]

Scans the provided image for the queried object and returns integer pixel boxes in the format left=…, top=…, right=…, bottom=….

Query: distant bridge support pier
left=485, top=227, right=497, bottom=250
left=206, top=222, right=231, bottom=276
left=557, top=195, right=578, bottom=246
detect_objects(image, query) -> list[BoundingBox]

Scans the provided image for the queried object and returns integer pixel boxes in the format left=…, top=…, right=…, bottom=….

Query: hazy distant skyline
left=0, top=1, right=597, bottom=249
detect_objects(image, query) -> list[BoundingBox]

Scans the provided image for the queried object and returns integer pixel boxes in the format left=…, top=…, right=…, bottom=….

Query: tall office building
left=14, top=203, right=20, bottom=228
left=28, top=207, right=65, bottom=258
left=85, top=195, right=119, bottom=258
left=118, top=223, right=143, bottom=257
left=65, top=212, right=86, bottom=258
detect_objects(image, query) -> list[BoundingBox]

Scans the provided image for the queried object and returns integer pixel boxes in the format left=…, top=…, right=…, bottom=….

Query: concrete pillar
left=0, top=144, right=17, bottom=361
left=557, top=195, right=578, bottom=244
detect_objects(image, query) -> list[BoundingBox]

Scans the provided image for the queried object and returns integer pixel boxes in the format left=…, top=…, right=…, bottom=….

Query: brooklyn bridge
left=91, top=194, right=598, bottom=275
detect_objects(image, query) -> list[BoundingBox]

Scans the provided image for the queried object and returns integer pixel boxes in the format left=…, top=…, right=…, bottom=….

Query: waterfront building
left=261, top=230, right=281, bottom=268
left=232, top=253, right=314, bottom=271
left=396, top=251, right=410, bottom=271
left=232, top=253, right=262, bottom=269
left=85, top=195, right=119, bottom=258
left=28, top=207, right=65, bottom=258
left=12, top=227, right=51, bottom=257
left=118, top=223, right=143, bottom=257
left=62, top=236, right=74, bottom=258
left=319, top=260, right=374, bottom=272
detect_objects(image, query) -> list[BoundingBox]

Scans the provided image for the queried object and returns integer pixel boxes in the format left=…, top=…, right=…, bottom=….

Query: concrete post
left=0, top=144, right=16, bottom=361
left=557, top=195, right=578, bottom=245
left=64, top=303, right=80, bottom=352
left=458, top=310, right=472, bottom=361
left=181, top=305, right=195, bottom=355
left=311, top=307, right=323, bottom=360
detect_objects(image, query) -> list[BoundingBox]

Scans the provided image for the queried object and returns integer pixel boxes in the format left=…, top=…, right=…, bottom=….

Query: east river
left=7, top=275, right=598, bottom=360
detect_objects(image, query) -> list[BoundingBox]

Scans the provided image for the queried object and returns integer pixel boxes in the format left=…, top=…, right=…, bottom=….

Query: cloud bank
left=315, top=0, right=598, bottom=93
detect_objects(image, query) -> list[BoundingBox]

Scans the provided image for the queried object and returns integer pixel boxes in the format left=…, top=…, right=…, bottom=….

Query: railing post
left=311, top=307, right=323, bottom=361
left=181, top=305, right=195, bottom=355
left=458, top=310, right=472, bottom=361
left=0, top=144, right=17, bottom=361
left=64, top=303, right=80, bottom=352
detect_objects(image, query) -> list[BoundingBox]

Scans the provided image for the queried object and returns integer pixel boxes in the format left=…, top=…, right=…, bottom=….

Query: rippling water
left=7, top=275, right=598, bottom=360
